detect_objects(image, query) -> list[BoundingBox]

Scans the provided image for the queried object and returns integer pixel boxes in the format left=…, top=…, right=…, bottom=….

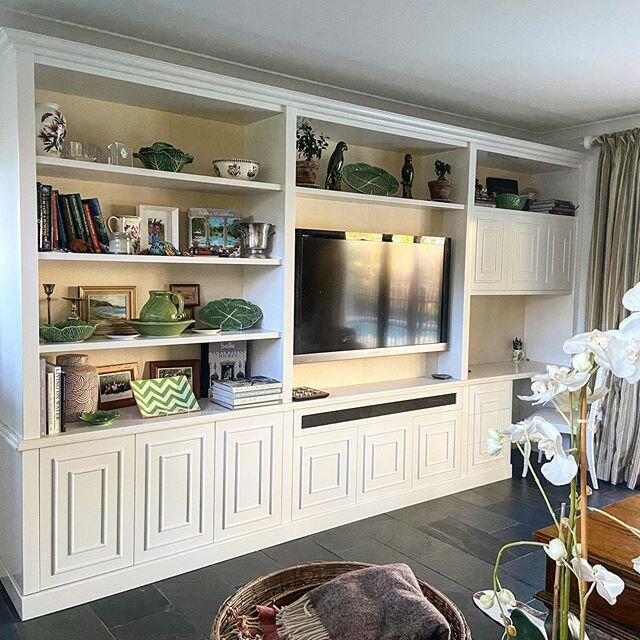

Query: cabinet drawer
left=468, top=381, right=512, bottom=416
left=413, top=410, right=462, bottom=486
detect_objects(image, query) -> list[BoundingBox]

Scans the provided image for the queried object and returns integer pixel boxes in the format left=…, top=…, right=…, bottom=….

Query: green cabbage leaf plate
left=197, top=298, right=263, bottom=331
left=342, top=163, right=399, bottom=196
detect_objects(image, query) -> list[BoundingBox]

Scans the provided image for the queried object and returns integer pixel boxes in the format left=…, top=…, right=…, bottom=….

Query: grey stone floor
left=0, top=462, right=635, bottom=640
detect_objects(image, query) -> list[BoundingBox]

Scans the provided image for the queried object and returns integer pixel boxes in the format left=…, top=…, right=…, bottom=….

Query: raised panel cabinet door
left=215, top=414, right=283, bottom=540
left=292, top=428, right=356, bottom=520
left=469, top=381, right=512, bottom=416
left=413, top=411, right=461, bottom=486
left=39, top=436, right=134, bottom=588
left=357, top=418, right=411, bottom=500
left=472, top=215, right=508, bottom=290
left=135, top=425, right=214, bottom=563
left=509, top=218, right=544, bottom=290
left=545, top=219, right=574, bottom=290
left=469, top=408, right=512, bottom=469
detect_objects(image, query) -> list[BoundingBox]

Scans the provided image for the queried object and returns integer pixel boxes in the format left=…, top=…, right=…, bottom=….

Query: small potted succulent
left=296, top=119, right=329, bottom=187
left=428, top=159, right=452, bottom=201
left=512, top=337, right=524, bottom=362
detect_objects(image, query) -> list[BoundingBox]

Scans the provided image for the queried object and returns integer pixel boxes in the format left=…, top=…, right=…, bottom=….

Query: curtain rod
left=584, top=136, right=599, bottom=149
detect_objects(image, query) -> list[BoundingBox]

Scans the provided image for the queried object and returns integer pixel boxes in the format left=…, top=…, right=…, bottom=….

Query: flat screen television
left=294, top=229, right=451, bottom=362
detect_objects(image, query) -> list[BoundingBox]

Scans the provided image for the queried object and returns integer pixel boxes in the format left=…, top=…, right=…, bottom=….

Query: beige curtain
left=588, top=128, right=640, bottom=489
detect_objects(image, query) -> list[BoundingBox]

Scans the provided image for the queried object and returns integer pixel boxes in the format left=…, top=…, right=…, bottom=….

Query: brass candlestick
left=42, top=283, right=55, bottom=325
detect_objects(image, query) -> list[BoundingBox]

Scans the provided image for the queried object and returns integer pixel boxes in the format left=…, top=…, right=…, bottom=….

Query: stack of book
left=39, top=358, right=66, bottom=435
left=529, top=199, right=577, bottom=216
left=37, top=183, right=110, bottom=252
left=211, top=376, right=283, bottom=409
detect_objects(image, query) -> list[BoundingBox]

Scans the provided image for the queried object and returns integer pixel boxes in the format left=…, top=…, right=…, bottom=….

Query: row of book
left=528, top=199, right=577, bottom=216
left=211, top=376, right=283, bottom=409
left=37, top=183, right=109, bottom=252
left=39, top=358, right=66, bottom=435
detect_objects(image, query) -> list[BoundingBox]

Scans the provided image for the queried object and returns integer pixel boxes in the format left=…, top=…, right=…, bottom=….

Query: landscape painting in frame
left=96, top=363, right=139, bottom=409
left=78, top=285, right=137, bottom=335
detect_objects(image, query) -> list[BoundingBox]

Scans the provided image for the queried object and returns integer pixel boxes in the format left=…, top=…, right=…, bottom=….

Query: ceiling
left=2, top=0, right=640, bottom=135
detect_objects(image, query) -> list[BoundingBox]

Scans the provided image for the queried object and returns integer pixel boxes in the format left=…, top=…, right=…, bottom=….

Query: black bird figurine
left=401, top=153, right=414, bottom=198
left=325, top=141, right=348, bottom=190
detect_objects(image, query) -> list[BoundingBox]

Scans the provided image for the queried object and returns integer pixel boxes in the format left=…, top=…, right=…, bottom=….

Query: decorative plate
left=190, top=327, right=223, bottom=334
left=342, top=163, right=400, bottom=196
left=79, top=410, right=120, bottom=426
left=196, top=298, right=263, bottom=331
left=106, top=333, right=140, bottom=341
left=130, top=375, right=200, bottom=418
left=133, top=141, right=194, bottom=173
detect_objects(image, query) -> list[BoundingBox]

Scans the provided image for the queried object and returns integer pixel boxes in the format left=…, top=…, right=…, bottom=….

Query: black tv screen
left=294, top=229, right=450, bottom=361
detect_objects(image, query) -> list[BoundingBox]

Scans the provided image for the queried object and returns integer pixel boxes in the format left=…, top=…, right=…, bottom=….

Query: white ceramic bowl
left=212, top=158, right=260, bottom=181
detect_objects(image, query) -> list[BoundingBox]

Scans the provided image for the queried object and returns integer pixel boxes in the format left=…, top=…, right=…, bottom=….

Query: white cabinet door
left=469, top=381, right=512, bottom=417
left=469, top=408, right=512, bottom=471
left=292, top=428, right=357, bottom=520
left=509, top=217, right=544, bottom=290
left=215, top=414, right=283, bottom=540
left=472, top=214, right=508, bottom=290
left=545, top=219, right=574, bottom=290
left=40, top=437, right=134, bottom=588
left=413, top=411, right=462, bottom=486
left=135, top=425, right=214, bottom=563
left=358, top=418, right=411, bottom=500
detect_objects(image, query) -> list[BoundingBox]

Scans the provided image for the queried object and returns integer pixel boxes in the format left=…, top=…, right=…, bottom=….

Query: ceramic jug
left=139, top=290, right=185, bottom=322
left=35, top=102, right=67, bottom=157
left=107, top=216, right=141, bottom=253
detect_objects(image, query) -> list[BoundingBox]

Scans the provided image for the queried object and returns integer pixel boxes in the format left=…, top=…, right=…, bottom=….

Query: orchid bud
left=545, top=538, right=567, bottom=563
left=571, top=352, right=592, bottom=372
left=498, top=589, right=516, bottom=607
left=478, top=592, right=495, bottom=609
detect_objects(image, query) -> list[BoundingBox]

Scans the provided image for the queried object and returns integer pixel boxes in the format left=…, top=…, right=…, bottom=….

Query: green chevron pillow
left=130, top=375, right=200, bottom=418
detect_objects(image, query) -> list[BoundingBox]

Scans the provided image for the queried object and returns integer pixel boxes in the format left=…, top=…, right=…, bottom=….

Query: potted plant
left=428, top=159, right=452, bottom=201
left=296, top=119, right=329, bottom=187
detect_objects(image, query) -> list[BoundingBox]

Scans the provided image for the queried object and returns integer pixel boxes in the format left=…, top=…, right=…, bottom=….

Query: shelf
left=38, top=252, right=282, bottom=266
left=296, top=186, right=465, bottom=210
left=36, top=157, right=283, bottom=195
left=466, top=360, right=548, bottom=382
left=38, top=328, right=281, bottom=354
left=473, top=205, right=577, bottom=219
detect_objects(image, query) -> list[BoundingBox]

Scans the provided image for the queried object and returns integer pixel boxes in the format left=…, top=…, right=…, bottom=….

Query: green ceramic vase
left=139, top=290, right=185, bottom=322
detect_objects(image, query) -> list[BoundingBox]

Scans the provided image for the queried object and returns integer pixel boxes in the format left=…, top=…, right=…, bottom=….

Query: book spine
left=82, top=198, right=110, bottom=249
left=213, top=392, right=283, bottom=407
left=54, top=191, right=68, bottom=249
left=51, top=189, right=59, bottom=250
left=212, top=386, right=283, bottom=399
left=46, top=371, right=58, bottom=434
left=71, top=194, right=92, bottom=247
left=41, top=184, right=52, bottom=251
left=54, top=367, right=62, bottom=433
left=37, top=182, right=43, bottom=251
left=40, top=358, right=47, bottom=436
left=213, top=397, right=282, bottom=409
left=211, top=382, right=283, bottom=394
left=83, top=202, right=102, bottom=253
left=60, top=195, right=78, bottom=241
left=60, top=371, right=66, bottom=433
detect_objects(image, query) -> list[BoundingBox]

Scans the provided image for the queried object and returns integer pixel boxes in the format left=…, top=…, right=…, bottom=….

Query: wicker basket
left=211, top=561, right=472, bottom=640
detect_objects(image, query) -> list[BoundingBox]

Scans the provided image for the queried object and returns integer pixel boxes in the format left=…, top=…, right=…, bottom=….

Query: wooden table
left=534, top=495, right=640, bottom=640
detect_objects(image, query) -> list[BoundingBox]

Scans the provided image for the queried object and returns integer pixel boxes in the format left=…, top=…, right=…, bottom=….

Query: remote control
left=431, top=373, right=452, bottom=380
left=292, top=386, right=330, bottom=401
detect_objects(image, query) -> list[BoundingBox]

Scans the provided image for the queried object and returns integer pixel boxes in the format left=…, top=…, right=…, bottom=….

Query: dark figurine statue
left=401, top=153, right=414, bottom=198
left=325, top=141, right=348, bottom=190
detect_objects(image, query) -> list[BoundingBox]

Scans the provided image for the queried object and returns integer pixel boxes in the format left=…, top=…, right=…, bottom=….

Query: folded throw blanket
left=276, top=563, right=451, bottom=640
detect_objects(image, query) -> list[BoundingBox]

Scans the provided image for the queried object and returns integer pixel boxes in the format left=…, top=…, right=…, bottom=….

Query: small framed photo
left=97, top=363, right=139, bottom=409
left=78, top=285, right=137, bottom=335
left=137, top=204, right=180, bottom=251
left=169, top=284, right=200, bottom=307
left=149, top=359, right=200, bottom=398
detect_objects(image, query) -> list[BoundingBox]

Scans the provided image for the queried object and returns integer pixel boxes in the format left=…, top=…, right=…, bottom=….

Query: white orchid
left=487, top=428, right=505, bottom=456
left=547, top=364, right=591, bottom=392
left=544, top=538, right=567, bottom=563
left=603, top=315, right=640, bottom=383
left=563, top=329, right=618, bottom=369
left=632, top=556, right=640, bottom=575
left=571, top=351, right=593, bottom=372
left=571, top=558, right=625, bottom=605
left=518, top=375, right=563, bottom=405
left=622, top=281, right=640, bottom=312
left=536, top=420, right=578, bottom=485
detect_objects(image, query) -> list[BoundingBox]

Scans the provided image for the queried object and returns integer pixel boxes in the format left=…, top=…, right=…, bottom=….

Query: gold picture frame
left=78, top=285, right=137, bottom=335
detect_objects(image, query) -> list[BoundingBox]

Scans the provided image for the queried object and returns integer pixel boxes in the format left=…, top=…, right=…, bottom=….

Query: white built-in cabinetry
left=470, top=209, right=575, bottom=294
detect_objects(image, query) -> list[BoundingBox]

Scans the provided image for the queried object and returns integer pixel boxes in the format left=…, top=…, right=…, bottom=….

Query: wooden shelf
left=36, top=157, right=283, bottom=194
left=38, top=252, right=282, bottom=266
left=38, top=328, right=281, bottom=354
left=296, top=186, right=465, bottom=210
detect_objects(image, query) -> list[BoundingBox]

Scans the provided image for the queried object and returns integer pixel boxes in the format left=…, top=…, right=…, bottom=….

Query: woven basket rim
left=211, top=561, right=471, bottom=640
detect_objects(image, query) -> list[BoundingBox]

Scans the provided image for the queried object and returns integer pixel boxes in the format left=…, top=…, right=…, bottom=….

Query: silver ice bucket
left=239, top=222, right=276, bottom=259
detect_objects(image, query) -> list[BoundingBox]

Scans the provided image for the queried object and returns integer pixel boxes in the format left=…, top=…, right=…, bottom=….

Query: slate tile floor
left=1, top=466, right=635, bottom=640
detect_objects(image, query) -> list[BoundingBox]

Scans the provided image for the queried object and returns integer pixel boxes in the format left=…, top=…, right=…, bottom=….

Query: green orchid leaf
left=511, top=609, right=547, bottom=640
left=197, top=298, right=263, bottom=331
left=342, top=163, right=399, bottom=196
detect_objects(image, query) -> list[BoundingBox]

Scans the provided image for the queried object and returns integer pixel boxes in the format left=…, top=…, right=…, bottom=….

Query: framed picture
left=96, top=363, right=139, bottom=409
left=169, top=284, right=200, bottom=307
left=149, top=359, right=200, bottom=398
left=188, top=208, right=240, bottom=249
left=78, top=285, right=137, bottom=335
left=137, top=204, right=180, bottom=251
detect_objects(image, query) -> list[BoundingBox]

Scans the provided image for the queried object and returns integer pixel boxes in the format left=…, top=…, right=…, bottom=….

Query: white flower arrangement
left=475, top=282, right=640, bottom=639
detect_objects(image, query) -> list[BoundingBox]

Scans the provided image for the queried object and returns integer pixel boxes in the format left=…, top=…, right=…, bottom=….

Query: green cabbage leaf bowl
left=39, top=320, right=98, bottom=343
left=133, top=141, right=194, bottom=173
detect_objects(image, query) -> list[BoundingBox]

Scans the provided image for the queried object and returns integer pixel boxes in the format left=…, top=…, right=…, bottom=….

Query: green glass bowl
left=125, top=319, right=194, bottom=337
left=495, top=193, right=528, bottom=210
left=133, top=141, right=194, bottom=173
left=39, top=320, right=98, bottom=343
left=79, top=410, right=119, bottom=426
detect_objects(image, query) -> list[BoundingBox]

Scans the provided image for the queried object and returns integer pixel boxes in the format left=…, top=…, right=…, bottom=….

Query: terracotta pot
left=56, top=354, right=98, bottom=422
left=296, top=160, right=320, bottom=186
left=428, top=179, right=453, bottom=201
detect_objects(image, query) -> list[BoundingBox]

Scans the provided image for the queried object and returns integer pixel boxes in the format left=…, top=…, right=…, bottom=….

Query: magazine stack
left=211, top=376, right=283, bottom=409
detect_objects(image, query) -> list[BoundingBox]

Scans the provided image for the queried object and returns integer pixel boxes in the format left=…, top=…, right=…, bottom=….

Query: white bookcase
left=0, top=26, right=586, bottom=619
